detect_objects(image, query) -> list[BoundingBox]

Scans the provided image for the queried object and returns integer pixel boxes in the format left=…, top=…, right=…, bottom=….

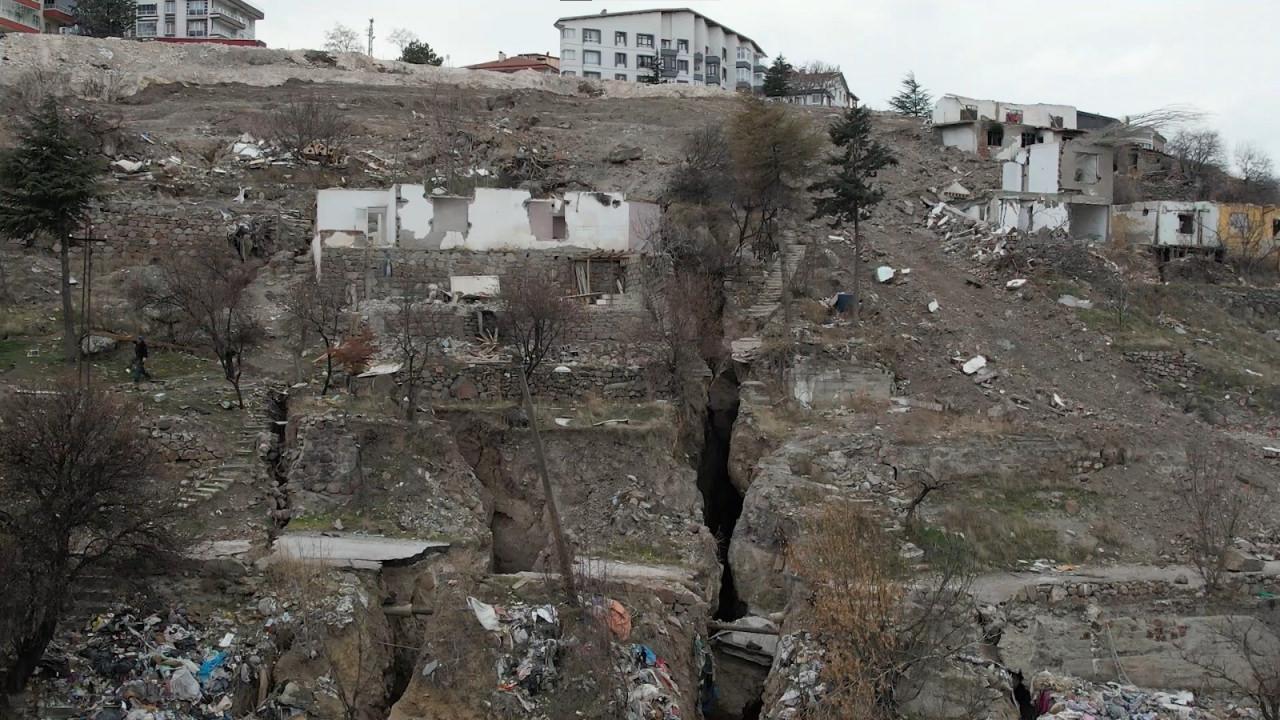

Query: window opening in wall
left=562, top=49, right=576, bottom=61
left=662, top=39, right=670, bottom=49
left=614, top=52, right=627, bottom=67
left=986, top=126, right=1004, bottom=147
left=637, top=55, right=655, bottom=69
left=583, top=50, right=600, bottom=65
left=677, top=59, right=689, bottom=73
left=583, top=71, right=601, bottom=79
left=614, top=73, right=627, bottom=81
left=637, top=33, right=654, bottom=48
left=1230, top=212, right=1249, bottom=234
left=552, top=215, right=568, bottom=240
left=1142, top=208, right=1150, bottom=216
left=614, top=31, right=626, bottom=45
left=677, top=39, right=688, bottom=52
left=1272, top=219, right=1280, bottom=239
left=1021, top=131, right=1038, bottom=147
left=365, top=208, right=385, bottom=242
left=582, top=28, right=601, bottom=43
left=561, top=28, right=575, bottom=40
left=1177, top=213, right=1194, bottom=235
left=1074, top=153, right=1099, bottom=184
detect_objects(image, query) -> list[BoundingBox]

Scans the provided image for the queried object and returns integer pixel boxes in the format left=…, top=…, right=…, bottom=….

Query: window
left=164, top=20, right=174, bottom=34
left=615, top=73, right=627, bottom=81
left=136, top=3, right=157, bottom=15
left=722, top=67, right=727, bottom=81
left=1177, top=213, right=1194, bottom=235
left=583, top=50, right=600, bottom=65
left=721, top=48, right=727, bottom=60
left=164, top=0, right=175, bottom=12
left=677, top=39, right=688, bottom=53
left=1074, top=153, right=1099, bottom=184
left=1230, top=212, right=1249, bottom=234
left=562, top=49, right=576, bottom=60
left=561, top=27, right=576, bottom=40
left=1021, top=131, right=1038, bottom=147
left=186, top=19, right=206, bottom=35
left=136, top=20, right=157, bottom=35
left=637, top=55, right=655, bottom=69
left=582, top=28, right=601, bottom=43
left=366, top=208, right=385, bottom=240
left=986, top=126, right=1004, bottom=147
left=661, top=39, right=670, bottom=49
left=694, top=57, right=702, bottom=71
left=614, top=52, right=627, bottom=67
left=615, top=31, right=626, bottom=45
left=583, top=71, right=601, bottom=79
left=1273, top=219, right=1280, bottom=239
left=737, top=46, right=749, bottom=60
left=561, top=70, right=576, bottom=77
left=187, top=0, right=206, bottom=13
left=677, top=59, right=689, bottom=73
left=636, top=33, right=654, bottom=48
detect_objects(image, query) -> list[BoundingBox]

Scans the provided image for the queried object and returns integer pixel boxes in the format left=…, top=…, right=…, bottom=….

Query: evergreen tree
left=640, top=57, right=662, bottom=84
left=0, top=98, right=105, bottom=364
left=763, top=55, right=793, bottom=97
left=888, top=71, right=933, bottom=118
left=74, top=0, right=136, bottom=37
left=809, top=105, right=898, bottom=320
left=401, top=40, right=444, bottom=66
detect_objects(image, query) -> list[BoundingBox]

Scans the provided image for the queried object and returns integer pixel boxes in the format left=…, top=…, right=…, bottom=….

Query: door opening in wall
left=1177, top=213, right=1195, bottom=235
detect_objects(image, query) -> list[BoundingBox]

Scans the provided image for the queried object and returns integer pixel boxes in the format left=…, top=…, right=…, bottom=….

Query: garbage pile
left=620, top=642, right=682, bottom=720
left=1032, top=673, right=1251, bottom=720
left=468, top=596, right=564, bottom=712
left=763, top=632, right=827, bottom=720
left=35, top=606, right=266, bottom=720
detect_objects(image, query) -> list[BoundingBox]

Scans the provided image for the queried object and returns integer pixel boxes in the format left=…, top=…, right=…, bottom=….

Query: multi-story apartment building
left=136, top=0, right=264, bottom=45
left=555, top=8, right=766, bottom=91
left=0, top=0, right=43, bottom=33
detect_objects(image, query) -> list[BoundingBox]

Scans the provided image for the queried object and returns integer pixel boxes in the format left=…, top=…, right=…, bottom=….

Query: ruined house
left=990, top=139, right=1115, bottom=240
left=932, top=94, right=1091, bottom=159
left=1113, top=201, right=1280, bottom=265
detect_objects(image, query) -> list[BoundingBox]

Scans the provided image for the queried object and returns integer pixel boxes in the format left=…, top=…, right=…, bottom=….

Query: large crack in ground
left=698, top=369, right=746, bottom=622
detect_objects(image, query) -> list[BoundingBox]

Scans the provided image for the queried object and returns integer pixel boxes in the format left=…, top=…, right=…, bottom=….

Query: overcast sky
left=260, top=0, right=1280, bottom=170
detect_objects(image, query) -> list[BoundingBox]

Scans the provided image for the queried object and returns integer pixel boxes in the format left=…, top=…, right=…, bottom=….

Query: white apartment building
left=135, top=0, right=264, bottom=44
left=555, top=8, right=766, bottom=90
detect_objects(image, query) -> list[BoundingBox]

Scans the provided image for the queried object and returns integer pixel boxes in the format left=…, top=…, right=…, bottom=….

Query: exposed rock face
left=726, top=381, right=776, bottom=495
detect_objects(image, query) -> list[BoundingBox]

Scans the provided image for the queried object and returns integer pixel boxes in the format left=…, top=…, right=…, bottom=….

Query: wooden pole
left=517, top=364, right=578, bottom=605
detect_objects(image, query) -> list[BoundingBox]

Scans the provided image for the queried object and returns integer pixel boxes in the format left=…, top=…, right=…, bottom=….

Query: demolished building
left=1113, top=200, right=1280, bottom=264
left=932, top=94, right=1095, bottom=159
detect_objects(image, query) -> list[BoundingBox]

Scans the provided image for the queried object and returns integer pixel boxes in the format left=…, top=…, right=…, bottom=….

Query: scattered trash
left=1005, top=278, right=1027, bottom=290
left=962, top=356, right=987, bottom=375
left=1244, top=368, right=1263, bottom=377
left=1057, top=294, right=1093, bottom=309
left=110, top=159, right=145, bottom=174
left=927, top=300, right=940, bottom=313
left=875, top=266, right=896, bottom=283
left=1052, top=393, right=1067, bottom=409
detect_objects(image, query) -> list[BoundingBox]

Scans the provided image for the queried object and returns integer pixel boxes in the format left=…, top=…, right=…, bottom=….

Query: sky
left=259, top=0, right=1280, bottom=170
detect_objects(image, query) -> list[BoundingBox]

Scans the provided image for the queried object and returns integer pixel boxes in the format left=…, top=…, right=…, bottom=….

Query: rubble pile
left=35, top=606, right=268, bottom=720
left=1031, top=673, right=1252, bottom=720
left=762, top=632, right=827, bottom=720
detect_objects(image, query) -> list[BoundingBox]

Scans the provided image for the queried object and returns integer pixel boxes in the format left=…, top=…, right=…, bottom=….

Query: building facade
left=135, top=0, right=264, bottom=44
left=555, top=7, right=766, bottom=90
left=780, top=70, right=857, bottom=108
left=0, top=0, right=42, bottom=33
left=933, top=94, right=1088, bottom=159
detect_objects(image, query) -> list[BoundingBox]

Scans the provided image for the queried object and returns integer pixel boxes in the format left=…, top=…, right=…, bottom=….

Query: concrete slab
left=267, top=533, right=450, bottom=570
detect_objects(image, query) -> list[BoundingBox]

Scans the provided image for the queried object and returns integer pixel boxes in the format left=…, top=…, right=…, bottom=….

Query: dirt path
left=971, top=562, right=1280, bottom=604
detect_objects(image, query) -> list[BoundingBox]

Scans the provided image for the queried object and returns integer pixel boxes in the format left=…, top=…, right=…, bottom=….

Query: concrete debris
left=110, top=159, right=144, bottom=174
left=928, top=299, right=940, bottom=313
left=962, top=355, right=988, bottom=375
left=900, top=542, right=925, bottom=561
left=1058, top=294, right=1094, bottom=309
left=1052, top=393, right=1067, bottom=409
left=1006, top=278, right=1028, bottom=290
left=80, top=334, right=118, bottom=356
left=1032, top=672, right=1230, bottom=719
left=875, top=266, right=896, bottom=283
left=763, top=632, right=826, bottom=719
left=941, top=181, right=972, bottom=200
left=265, top=533, right=450, bottom=570
left=712, top=616, right=779, bottom=666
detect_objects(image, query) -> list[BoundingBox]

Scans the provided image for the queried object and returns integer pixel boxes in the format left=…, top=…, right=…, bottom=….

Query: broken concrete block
left=972, top=367, right=999, bottom=385
left=928, top=300, right=940, bottom=313
left=875, top=266, right=895, bottom=283
left=111, top=159, right=144, bottom=173
left=1058, top=294, right=1093, bottom=309
left=962, top=356, right=987, bottom=375
left=1005, top=278, right=1027, bottom=290
left=606, top=145, right=642, bottom=164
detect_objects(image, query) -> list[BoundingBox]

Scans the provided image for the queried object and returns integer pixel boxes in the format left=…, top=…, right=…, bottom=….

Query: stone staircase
left=175, top=385, right=276, bottom=509
left=743, top=243, right=807, bottom=321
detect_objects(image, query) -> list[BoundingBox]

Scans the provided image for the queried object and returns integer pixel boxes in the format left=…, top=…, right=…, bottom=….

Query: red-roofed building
left=465, top=52, right=560, bottom=74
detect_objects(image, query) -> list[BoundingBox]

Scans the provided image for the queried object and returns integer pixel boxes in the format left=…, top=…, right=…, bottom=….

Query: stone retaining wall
left=1122, top=350, right=1203, bottom=385
left=427, top=361, right=670, bottom=402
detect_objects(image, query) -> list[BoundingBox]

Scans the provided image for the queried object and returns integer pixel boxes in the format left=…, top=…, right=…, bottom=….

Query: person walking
left=132, top=335, right=152, bottom=383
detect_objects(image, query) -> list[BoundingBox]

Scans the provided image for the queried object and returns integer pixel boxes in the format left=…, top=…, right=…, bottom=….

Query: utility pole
left=366, top=18, right=374, bottom=58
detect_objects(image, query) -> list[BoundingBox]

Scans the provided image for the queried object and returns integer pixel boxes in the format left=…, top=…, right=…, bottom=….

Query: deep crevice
left=698, top=369, right=746, bottom=621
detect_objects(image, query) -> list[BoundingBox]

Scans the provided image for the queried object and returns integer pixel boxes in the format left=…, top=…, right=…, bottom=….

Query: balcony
left=210, top=8, right=244, bottom=28
left=736, top=60, right=751, bottom=70
left=42, top=0, right=76, bottom=21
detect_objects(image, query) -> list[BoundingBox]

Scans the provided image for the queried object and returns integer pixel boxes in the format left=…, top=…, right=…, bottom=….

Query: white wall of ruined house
left=940, top=125, right=979, bottom=154
left=1112, top=201, right=1221, bottom=248
left=991, top=198, right=1069, bottom=233
left=933, top=94, right=1077, bottom=129
left=316, top=188, right=396, bottom=247
left=1067, top=204, right=1110, bottom=241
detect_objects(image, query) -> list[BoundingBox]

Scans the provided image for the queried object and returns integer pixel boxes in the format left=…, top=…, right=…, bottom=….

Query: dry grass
left=893, top=410, right=1016, bottom=445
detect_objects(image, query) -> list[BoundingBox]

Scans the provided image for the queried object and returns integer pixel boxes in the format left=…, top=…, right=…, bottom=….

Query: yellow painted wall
left=1217, top=203, right=1280, bottom=269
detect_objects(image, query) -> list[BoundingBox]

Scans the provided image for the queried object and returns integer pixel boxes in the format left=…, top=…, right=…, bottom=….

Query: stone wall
left=427, top=361, right=670, bottom=403
left=145, top=415, right=224, bottom=466
left=1122, top=350, right=1203, bottom=385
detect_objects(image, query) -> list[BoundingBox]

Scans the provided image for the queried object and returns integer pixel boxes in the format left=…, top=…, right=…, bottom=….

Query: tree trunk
left=59, top=237, right=76, bottom=364
left=517, top=366, right=578, bottom=605
left=321, top=335, right=333, bottom=397
left=2, top=614, right=59, bottom=694
left=851, top=215, right=862, bottom=322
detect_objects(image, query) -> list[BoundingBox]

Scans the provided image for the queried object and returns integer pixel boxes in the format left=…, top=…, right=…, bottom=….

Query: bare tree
left=389, top=284, right=433, bottom=424
left=501, top=272, right=583, bottom=378
left=1180, top=612, right=1280, bottom=720
left=1235, top=143, right=1280, bottom=204
left=284, top=276, right=351, bottom=396
left=0, top=381, right=177, bottom=694
left=323, top=23, right=361, bottom=54
left=1179, top=441, right=1250, bottom=592
left=159, top=244, right=262, bottom=408
left=268, top=98, right=353, bottom=166
left=1169, top=128, right=1226, bottom=193
left=789, top=502, right=976, bottom=718
left=901, top=465, right=951, bottom=530
left=387, top=27, right=418, bottom=54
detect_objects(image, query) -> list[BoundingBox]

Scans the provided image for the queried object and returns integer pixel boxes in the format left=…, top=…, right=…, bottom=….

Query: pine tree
left=0, top=98, right=105, bottom=364
left=763, top=55, right=793, bottom=97
left=401, top=40, right=443, bottom=66
left=640, top=57, right=662, bottom=84
left=74, top=0, right=136, bottom=37
left=888, top=71, right=933, bottom=118
left=809, top=105, right=898, bottom=320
